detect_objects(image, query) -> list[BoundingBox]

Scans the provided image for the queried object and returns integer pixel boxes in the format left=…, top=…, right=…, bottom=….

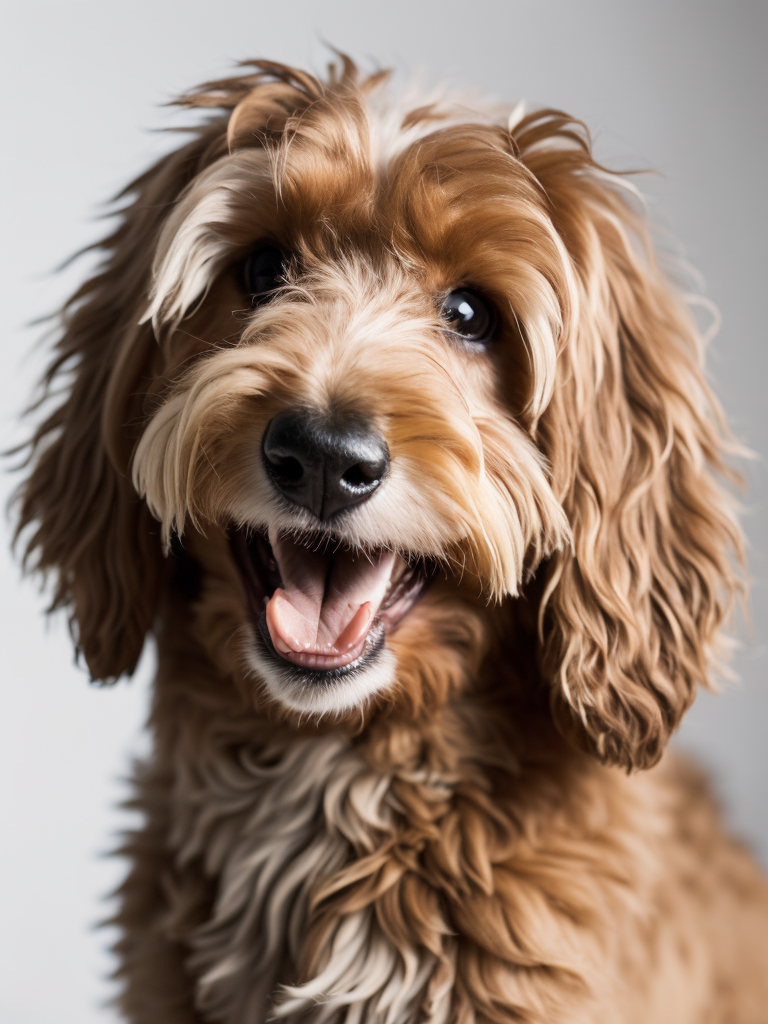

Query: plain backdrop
left=1, top=2, right=766, bottom=1021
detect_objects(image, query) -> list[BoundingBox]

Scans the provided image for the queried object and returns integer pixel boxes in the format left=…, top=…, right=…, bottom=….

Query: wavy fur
left=15, top=57, right=768, bottom=1023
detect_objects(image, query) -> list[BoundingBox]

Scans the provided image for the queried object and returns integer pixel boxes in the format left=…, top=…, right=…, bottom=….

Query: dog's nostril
left=268, top=455, right=304, bottom=483
left=341, top=461, right=383, bottom=490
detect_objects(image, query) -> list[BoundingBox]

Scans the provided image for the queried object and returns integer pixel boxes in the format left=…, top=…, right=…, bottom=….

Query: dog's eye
left=242, top=245, right=287, bottom=303
left=441, top=288, right=497, bottom=345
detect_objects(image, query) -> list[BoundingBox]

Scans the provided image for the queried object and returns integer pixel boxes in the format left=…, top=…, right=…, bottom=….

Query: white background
left=1, top=2, right=766, bottom=1021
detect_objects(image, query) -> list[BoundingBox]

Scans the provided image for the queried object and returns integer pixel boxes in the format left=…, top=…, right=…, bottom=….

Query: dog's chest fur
left=163, top=718, right=448, bottom=1024
left=130, top=686, right=768, bottom=1024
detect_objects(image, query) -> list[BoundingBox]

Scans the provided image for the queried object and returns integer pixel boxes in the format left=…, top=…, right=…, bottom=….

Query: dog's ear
left=516, top=113, right=744, bottom=770
left=15, top=125, right=227, bottom=683
left=15, top=64, right=342, bottom=683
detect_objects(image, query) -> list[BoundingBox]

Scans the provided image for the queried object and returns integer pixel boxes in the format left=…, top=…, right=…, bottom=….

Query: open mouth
left=230, top=525, right=432, bottom=681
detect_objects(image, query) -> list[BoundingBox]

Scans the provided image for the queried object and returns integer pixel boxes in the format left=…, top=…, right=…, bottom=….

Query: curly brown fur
left=15, top=58, right=768, bottom=1023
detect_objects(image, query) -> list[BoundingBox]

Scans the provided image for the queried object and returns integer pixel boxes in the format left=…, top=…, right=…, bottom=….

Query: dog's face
left=132, top=97, right=573, bottom=719
left=18, top=62, right=742, bottom=768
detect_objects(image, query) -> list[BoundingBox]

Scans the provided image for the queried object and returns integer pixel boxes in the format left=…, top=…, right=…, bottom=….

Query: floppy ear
left=15, top=123, right=228, bottom=682
left=15, top=62, right=352, bottom=683
left=516, top=113, right=744, bottom=770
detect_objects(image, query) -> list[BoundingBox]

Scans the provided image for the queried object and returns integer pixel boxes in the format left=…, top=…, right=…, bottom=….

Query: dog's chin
left=247, top=626, right=399, bottom=716
left=230, top=525, right=433, bottom=716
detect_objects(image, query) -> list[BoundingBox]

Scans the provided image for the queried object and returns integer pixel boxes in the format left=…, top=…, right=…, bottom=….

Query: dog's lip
left=229, top=526, right=432, bottom=678
left=256, top=610, right=386, bottom=681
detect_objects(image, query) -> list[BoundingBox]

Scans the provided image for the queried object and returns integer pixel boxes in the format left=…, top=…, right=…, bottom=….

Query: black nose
left=261, top=408, right=390, bottom=520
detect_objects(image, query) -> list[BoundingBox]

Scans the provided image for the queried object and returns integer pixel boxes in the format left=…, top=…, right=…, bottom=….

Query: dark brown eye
left=441, top=288, right=497, bottom=344
left=242, top=245, right=287, bottom=303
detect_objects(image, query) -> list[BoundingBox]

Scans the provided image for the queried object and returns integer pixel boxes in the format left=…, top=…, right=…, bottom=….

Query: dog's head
left=17, top=60, right=742, bottom=769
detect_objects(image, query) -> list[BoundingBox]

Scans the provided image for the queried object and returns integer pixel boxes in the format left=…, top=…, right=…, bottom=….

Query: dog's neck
left=136, top=577, right=662, bottom=1022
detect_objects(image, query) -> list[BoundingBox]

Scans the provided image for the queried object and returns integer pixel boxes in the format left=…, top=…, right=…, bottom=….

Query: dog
left=16, top=57, right=768, bottom=1023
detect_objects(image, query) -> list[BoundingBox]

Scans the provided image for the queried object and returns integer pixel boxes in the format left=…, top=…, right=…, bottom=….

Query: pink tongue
left=265, top=528, right=395, bottom=655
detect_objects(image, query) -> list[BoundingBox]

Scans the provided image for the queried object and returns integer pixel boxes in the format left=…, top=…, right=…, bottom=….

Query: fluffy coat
left=16, top=58, right=768, bottom=1023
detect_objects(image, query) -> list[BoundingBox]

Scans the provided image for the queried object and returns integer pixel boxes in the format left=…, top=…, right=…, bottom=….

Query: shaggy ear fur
left=15, top=125, right=228, bottom=682
left=517, top=113, right=744, bottom=770
left=14, top=60, right=360, bottom=683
